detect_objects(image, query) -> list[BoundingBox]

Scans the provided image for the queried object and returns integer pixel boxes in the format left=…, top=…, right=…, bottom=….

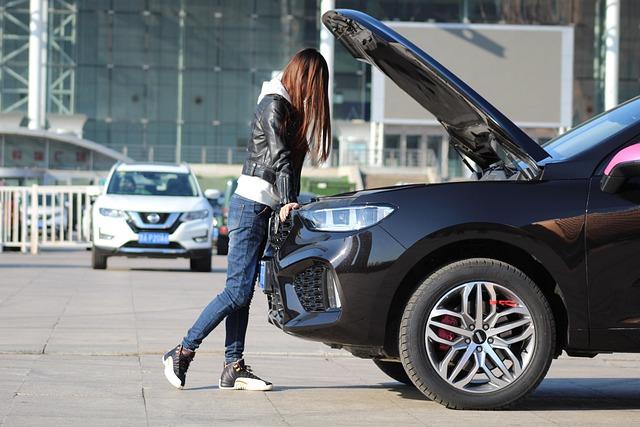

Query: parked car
left=204, top=188, right=223, bottom=242
left=204, top=188, right=223, bottom=218
left=25, top=194, right=69, bottom=234
left=215, top=178, right=238, bottom=255
left=92, top=162, right=214, bottom=271
left=260, top=9, right=640, bottom=410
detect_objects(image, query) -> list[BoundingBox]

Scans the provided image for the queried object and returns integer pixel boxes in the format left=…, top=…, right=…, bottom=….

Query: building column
left=604, top=0, right=620, bottom=110
left=175, top=0, right=186, bottom=163
left=419, top=135, right=427, bottom=168
left=28, top=0, right=48, bottom=130
left=399, top=132, right=407, bottom=167
left=338, top=133, right=347, bottom=166
left=369, top=121, right=383, bottom=167
left=319, top=0, right=334, bottom=117
left=440, top=137, right=449, bottom=180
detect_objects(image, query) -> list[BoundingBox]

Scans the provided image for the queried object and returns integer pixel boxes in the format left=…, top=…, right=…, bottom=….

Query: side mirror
left=204, top=188, right=221, bottom=199
left=601, top=143, right=640, bottom=193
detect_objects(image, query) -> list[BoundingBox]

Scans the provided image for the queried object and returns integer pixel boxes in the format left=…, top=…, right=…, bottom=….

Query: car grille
left=126, top=219, right=181, bottom=234
left=122, top=241, right=184, bottom=250
left=139, top=212, right=171, bottom=224
left=293, top=263, right=327, bottom=312
left=269, top=214, right=293, bottom=249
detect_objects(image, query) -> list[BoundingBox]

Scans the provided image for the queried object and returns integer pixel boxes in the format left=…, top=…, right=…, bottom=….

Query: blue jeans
left=182, top=194, right=272, bottom=363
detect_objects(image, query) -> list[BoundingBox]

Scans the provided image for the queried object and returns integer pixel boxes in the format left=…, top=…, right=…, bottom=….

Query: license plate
left=138, top=232, right=169, bottom=245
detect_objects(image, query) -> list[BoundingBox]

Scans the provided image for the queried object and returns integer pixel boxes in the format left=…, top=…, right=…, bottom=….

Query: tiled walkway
left=1, top=251, right=638, bottom=426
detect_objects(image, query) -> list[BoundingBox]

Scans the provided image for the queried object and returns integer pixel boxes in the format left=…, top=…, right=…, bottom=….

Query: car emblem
left=146, top=213, right=161, bottom=224
left=472, top=330, right=487, bottom=344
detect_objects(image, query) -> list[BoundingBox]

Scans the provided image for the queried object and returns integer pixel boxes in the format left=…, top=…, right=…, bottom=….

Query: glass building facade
left=1, top=0, right=319, bottom=163
left=0, top=0, right=638, bottom=166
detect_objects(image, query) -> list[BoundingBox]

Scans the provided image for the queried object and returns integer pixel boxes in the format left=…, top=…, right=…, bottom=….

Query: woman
left=163, top=48, right=331, bottom=391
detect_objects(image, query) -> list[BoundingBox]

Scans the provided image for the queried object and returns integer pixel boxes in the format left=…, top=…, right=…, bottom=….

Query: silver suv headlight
left=99, top=208, right=126, bottom=218
left=181, top=209, right=210, bottom=221
left=299, top=205, right=394, bottom=232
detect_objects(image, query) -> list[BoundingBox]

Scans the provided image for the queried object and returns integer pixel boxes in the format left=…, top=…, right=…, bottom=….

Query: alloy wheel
left=425, top=281, right=535, bottom=393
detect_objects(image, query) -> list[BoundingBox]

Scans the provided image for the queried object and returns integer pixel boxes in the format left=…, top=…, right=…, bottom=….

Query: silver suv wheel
left=425, top=281, right=535, bottom=393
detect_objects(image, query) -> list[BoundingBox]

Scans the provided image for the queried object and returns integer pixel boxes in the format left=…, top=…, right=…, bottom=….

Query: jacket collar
left=257, top=73, right=292, bottom=105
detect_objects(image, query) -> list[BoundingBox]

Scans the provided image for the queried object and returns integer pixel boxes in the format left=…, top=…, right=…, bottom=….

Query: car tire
left=190, top=251, right=212, bottom=272
left=92, top=248, right=107, bottom=270
left=373, top=360, right=414, bottom=386
left=216, top=235, right=229, bottom=255
left=399, top=258, right=555, bottom=410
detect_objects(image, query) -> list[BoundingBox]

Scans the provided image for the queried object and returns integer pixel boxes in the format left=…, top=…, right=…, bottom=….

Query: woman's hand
left=279, top=202, right=300, bottom=222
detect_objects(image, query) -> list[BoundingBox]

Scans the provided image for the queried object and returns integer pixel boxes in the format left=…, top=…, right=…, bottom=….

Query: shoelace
left=176, top=346, right=194, bottom=373
left=236, top=363, right=261, bottom=380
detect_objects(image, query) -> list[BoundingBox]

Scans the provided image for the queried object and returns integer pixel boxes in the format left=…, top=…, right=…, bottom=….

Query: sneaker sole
left=218, top=378, right=273, bottom=391
left=162, top=355, right=184, bottom=389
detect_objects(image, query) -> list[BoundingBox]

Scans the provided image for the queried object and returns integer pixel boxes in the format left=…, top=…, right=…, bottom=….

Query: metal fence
left=110, top=144, right=439, bottom=169
left=0, top=185, right=101, bottom=254
left=382, top=148, right=439, bottom=168
left=112, top=145, right=248, bottom=165
left=341, top=148, right=439, bottom=168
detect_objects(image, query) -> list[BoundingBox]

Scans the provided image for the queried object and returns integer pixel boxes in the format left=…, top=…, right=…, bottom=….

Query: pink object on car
left=604, top=143, right=640, bottom=175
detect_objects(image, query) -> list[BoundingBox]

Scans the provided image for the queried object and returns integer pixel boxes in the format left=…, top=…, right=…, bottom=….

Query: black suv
left=262, top=10, right=640, bottom=409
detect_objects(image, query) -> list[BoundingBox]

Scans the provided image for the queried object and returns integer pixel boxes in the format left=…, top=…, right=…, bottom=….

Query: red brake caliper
left=489, top=300, right=518, bottom=308
left=437, top=315, right=459, bottom=351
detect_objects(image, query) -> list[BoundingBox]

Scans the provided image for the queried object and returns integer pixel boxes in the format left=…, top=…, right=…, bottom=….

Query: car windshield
left=107, top=171, right=198, bottom=197
left=543, top=97, right=640, bottom=160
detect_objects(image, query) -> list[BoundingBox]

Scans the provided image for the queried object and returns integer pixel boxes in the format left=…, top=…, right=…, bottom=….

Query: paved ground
left=0, top=250, right=639, bottom=426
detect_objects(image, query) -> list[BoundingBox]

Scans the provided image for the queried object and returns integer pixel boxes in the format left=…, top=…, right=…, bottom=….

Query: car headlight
left=99, top=208, right=126, bottom=218
left=181, top=209, right=210, bottom=221
left=299, top=205, right=395, bottom=232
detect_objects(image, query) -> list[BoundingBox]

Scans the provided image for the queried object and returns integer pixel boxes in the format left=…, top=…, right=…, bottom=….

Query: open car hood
left=322, top=9, right=551, bottom=174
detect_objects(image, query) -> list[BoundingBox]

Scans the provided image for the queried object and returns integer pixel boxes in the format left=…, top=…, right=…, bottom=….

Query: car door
left=586, top=141, right=640, bottom=350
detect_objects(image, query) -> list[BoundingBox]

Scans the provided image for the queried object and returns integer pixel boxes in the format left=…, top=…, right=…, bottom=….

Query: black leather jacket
left=242, top=94, right=304, bottom=205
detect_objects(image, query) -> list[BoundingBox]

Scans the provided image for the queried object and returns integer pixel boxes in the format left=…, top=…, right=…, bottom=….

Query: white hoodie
left=257, top=73, right=291, bottom=105
left=234, top=75, right=291, bottom=209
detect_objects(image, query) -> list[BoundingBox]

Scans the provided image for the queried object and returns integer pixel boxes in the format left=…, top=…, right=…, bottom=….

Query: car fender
left=373, top=221, right=587, bottom=351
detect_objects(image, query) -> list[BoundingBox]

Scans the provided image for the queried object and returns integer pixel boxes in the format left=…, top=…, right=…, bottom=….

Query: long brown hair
left=281, top=48, right=331, bottom=163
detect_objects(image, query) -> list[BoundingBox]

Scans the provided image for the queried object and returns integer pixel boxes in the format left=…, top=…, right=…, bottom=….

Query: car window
left=107, top=171, right=198, bottom=197
left=543, top=97, right=640, bottom=160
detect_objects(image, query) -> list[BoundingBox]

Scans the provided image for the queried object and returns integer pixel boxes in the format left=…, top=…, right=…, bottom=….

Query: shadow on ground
left=188, top=378, right=640, bottom=411
left=0, top=263, right=87, bottom=269
left=128, top=267, right=226, bottom=273
left=516, top=378, right=640, bottom=410
left=389, top=377, right=640, bottom=410
left=185, top=383, right=420, bottom=393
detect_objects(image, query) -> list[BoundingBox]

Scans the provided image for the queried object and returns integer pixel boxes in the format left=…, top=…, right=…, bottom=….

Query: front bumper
left=93, top=215, right=212, bottom=258
left=262, top=256, right=342, bottom=330
left=262, top=214, right=406, bottom=353
left=95, top=244, right=211, bottom=259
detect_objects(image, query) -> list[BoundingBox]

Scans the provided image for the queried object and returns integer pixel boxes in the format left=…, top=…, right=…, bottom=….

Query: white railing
left=0, top=185, right=102, bottom=254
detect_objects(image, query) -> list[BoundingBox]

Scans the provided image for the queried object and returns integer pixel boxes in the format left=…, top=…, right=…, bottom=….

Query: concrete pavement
left=0, top=250, right=639, bottom=426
